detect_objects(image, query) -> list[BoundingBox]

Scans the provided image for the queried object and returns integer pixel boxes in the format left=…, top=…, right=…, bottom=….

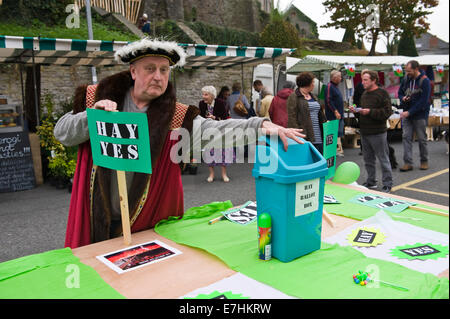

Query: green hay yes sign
left=86, top=108, right=152, bottom=174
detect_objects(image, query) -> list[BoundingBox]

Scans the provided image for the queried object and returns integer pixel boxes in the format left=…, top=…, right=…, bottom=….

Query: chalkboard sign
left=0, top=131, right=36, bottom=193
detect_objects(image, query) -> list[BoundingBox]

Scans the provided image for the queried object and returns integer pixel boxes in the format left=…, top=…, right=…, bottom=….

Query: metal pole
left=19, top=64, right=25, bottom=114
left=18, top=63, right=27, bottom=130
left=272, top=58, right=276, bottom=94
left=85, top=0, right=98, bottom=84
left=241, top=63, right=245, bottom=93
left=31, top=48, right=40, bottom=129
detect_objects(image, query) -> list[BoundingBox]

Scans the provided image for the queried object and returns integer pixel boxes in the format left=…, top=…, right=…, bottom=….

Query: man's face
left=405, top=64, right=416, bottom=78
left=253, top=83, right=262, bottom=92
left=362, top=73, right=375, bottom=90
left=332, top=73, right=342, bottom=84
left=130, top=56, right=170, bottom=101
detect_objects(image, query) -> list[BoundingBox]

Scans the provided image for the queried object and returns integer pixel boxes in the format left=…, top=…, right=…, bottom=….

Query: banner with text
left=322, top=120, right=339, bottom=180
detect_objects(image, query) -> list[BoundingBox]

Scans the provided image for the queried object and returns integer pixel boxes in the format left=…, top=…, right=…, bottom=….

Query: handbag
left=233, top=94, right=248, bottom=117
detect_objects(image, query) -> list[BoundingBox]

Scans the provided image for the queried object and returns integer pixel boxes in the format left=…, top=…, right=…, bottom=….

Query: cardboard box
left=389, top=118, right=401, bottom=130
left=343, top=133, right=360, bottom=149
left=428, top=116, right=441, bottom=126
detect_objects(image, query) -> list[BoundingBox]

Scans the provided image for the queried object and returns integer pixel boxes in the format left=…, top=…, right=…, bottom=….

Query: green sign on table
left=322, top=119, right=339, bottom=180
left=86, top=108, right=151, bottom=174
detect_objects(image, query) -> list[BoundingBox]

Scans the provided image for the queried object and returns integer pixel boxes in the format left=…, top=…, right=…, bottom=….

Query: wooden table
left=73, top=183, right=449, bottom=298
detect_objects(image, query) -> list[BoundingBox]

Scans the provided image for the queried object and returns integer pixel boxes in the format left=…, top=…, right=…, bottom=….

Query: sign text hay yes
left=86, top=108, right=151, bottom=173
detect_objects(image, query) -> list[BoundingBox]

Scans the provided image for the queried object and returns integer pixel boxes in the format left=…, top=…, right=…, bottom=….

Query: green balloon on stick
left=333, top=161, right=360, bottom=184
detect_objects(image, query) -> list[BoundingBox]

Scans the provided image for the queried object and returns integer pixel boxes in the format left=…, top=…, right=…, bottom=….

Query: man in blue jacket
left=398, top=60, right=431, bottom=171
left=325, top=70, right=345, bottom=156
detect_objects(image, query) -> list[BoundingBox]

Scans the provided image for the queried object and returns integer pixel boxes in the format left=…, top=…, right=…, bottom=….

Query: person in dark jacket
left=350, top=70, right=393, bottom=193
left=199, top=86, right=233, bottom=183
left=398, top=60, right=432, bottom=171
left=324, top=70, right=345, bottom=156
left=353, top=81, right=365, bottom=108
left=268, top=81, right=295, bottom=127
left=287, top=72, right=327, bottom=154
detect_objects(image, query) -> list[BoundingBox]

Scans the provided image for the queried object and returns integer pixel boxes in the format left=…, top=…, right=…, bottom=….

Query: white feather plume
left=114, top=37, right=187, bottom=67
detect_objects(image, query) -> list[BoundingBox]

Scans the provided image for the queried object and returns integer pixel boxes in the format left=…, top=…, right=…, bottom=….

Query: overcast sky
left=277, top=0, right=449, bottom=53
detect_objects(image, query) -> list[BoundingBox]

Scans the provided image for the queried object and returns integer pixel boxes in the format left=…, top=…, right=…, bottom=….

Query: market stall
left=287, top=54, right=450, bottom=146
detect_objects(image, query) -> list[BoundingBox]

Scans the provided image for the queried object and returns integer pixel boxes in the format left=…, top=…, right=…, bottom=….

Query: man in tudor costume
left=55, top=38, right=305, bottom=249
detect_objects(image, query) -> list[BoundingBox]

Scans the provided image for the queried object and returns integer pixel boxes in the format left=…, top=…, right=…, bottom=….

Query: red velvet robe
left=64, top=133, right=184, bottom=249
left=64, top=77, right=195, bottom=249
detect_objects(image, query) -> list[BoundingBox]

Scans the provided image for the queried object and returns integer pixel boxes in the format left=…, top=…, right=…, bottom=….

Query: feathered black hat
left=114, top=38, right=187, bottom=67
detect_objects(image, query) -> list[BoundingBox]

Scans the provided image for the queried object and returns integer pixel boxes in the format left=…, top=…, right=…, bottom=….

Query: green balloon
left=333, top=161, right=360, bottom=184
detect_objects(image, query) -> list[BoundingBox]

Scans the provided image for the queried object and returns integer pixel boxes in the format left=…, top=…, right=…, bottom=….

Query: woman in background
left=287, top=72, right=327, bottom=154
left=198, top=86, right=234, bottom=182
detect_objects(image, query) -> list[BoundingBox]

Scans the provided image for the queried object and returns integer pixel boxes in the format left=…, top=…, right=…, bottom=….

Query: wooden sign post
left=117, top=170, right=132, bottom=245
left=86, top=108, right=151, bottom=246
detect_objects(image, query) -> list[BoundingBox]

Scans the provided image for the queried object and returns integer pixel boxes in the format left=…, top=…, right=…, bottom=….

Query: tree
left=0, top=0, right=73, bottom=26
left=397, top=30, right=419, bottom=56
left=322, top=0, right=438, bottom=56
left=259, top=8, right=302, bottom=57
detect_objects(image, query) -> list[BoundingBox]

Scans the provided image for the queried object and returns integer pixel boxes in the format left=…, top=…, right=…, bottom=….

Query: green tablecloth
left=0, top=248, right=124, bottom=299
left=324, top=183, right=449, bottom=234
left=155, top=201, right=449, bottom=299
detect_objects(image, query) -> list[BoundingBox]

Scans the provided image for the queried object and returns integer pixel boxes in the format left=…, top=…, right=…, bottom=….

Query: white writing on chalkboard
left=0, top=132, right=35, bottom=193
left=0, top=134, right=31, bottom=159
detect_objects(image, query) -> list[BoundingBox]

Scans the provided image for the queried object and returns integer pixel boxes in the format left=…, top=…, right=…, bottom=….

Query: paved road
left=0, top=136, right=448, bottom=263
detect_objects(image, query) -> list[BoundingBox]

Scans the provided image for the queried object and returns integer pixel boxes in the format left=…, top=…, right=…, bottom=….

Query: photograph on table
left=96, top=240, right=182, bottom=274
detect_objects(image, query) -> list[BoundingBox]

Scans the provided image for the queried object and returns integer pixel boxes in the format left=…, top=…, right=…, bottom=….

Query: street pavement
left=0, top=136, right=448, bottom=263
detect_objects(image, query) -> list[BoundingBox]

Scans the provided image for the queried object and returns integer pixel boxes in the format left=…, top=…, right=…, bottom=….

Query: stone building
left=284, top=5, right=318, bottom=39
left=140, top=0, right=270, bottom=33
left=415, top=32, right=449, bottom=56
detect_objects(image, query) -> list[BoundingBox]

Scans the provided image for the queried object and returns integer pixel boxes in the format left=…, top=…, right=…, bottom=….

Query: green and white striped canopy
left=287, top=54, right=450, bottom=74
left=0, top=35, right=295, bottom=68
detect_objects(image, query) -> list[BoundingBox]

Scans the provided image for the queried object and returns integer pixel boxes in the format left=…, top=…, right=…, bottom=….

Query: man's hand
left=334, top=110, right=341, bottom=120
left=400, top=111, right=409, bottom=119
left=359, top=108, right=370, bottom=116
left=261, top=121, right=306, bottom=152
left=92, top=99, right=118, bottom=112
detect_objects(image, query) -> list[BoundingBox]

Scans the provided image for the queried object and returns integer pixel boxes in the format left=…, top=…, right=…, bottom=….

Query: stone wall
left=0, top=64, right=23, bottom=106
left=174, top=65, right=255, bottom=106
left=0, top=63, right=259, bottom=114
left=141, top=0, right=264, bottom=33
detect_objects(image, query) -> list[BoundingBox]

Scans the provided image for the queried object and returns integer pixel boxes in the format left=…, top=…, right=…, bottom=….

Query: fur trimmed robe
left=65, top=71, right=199, bottom=248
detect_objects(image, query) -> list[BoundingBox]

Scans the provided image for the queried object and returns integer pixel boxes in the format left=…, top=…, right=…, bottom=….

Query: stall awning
left=287, top=54, right=450, bottom=74
left=0, top=35, right=295, bottom=68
